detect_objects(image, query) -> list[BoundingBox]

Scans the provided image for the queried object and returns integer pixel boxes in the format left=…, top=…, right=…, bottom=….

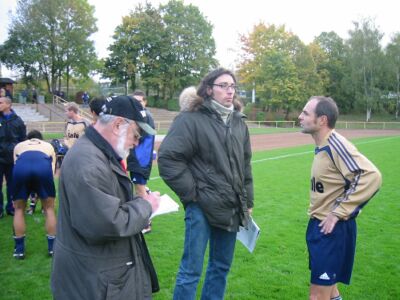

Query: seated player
left=12, top=130, right=57, bottom=259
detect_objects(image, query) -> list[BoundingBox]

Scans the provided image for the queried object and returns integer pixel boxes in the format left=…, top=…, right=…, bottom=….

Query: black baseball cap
left=102, top=95, right=156, bottom=135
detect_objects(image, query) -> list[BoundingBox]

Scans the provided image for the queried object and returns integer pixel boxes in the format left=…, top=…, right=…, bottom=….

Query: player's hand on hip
left=143, top=191, right=160, bottom=213
left=319, top=213, right=339, bottom=235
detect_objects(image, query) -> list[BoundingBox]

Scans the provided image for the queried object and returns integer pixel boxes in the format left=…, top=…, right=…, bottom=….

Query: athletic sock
left=13, top=235, right=25, bottom=258
left=47, top=235, right=56, bottom=256
left=331, top=296, right=342, bottom=300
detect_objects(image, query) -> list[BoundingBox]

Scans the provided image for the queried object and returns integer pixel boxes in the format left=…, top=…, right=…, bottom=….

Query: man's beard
left=116, top=124, right=130, bottom=159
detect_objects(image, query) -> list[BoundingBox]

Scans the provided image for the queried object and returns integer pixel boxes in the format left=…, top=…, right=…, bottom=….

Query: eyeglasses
left=123, top=118, right=142, bottom=141
left=133, top=130, right=142, bottom=141
left=213, top=83, right=238, bottom=91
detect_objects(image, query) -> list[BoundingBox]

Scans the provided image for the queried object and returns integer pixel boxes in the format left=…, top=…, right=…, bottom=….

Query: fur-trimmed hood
left=179, top=86, right=243, bottom=112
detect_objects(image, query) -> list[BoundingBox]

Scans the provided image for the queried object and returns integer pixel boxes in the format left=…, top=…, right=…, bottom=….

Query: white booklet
left=236, top=218, right=260, bottom=253
left=150, top=194, right=180, bottom=219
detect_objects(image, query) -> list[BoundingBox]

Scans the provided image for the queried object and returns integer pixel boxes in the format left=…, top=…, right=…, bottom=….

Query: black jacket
left=158, top=92, right=253, bottom=232
left=0, top=110, right=26, bottom=164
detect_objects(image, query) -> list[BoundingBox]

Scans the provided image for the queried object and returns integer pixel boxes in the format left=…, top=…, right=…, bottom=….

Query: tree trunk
left=363, top=66, right=370, bottom=122
left=66, top=65, right=70, bottom=99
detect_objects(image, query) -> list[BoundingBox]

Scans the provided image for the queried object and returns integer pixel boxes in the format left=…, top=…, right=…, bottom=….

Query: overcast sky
left=1, top=0, right=399, bottom=78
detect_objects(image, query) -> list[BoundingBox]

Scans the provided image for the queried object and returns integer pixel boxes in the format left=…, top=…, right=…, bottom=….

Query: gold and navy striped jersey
left=14, top=138, right=56, bottom=174
left=309, top=130, right=382, bottom=220
left=64, top=119, right=90, bottom=149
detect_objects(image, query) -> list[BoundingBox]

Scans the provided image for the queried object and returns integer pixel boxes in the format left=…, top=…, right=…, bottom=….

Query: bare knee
left=310, top=284, right=334, bottom=300
left=41, top=198, right=55, bottom=215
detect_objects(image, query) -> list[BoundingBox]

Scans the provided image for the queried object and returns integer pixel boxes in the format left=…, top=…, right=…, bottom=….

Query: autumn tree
left=238, top=23, right=322, bottom=118
left=0, top=0, right=98, bottom=96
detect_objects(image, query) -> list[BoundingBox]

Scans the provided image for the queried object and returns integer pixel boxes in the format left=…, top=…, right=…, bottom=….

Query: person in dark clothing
left=31, top=87, right=37, bottom=104
left=89, top=97, right=106, bottom=124
left=126, top=90, right=156, bottom=234
left=158, top=68, right=254, bottom=300
left=51, top=95, right=160, bottom=299
left=0, top=96, right=27, bottom=218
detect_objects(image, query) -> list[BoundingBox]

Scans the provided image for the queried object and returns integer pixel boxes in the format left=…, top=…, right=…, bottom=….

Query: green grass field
left=1, top=135, right=399, bottom=299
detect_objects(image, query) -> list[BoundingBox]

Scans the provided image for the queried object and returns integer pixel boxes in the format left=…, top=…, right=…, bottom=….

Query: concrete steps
left=12, top=104, right=49, bottom=122
left=11, top=103, right=179, bottom=133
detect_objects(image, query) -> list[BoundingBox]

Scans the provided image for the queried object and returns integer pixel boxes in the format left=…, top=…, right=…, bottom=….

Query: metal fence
left=27, top=120, right=400, bottom=134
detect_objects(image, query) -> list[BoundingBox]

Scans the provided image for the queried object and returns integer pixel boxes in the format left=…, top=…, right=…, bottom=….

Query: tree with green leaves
left=0, top=0, right=97, bottom=96
left=347, top=18, right=384, bottom=121
left=158, top=0, right=217, bottom=101
left=385, top=33, right=400, bottom=119
left=104, top=0, right=217, bottom=105
left=313, top=31, right=354, bottom=113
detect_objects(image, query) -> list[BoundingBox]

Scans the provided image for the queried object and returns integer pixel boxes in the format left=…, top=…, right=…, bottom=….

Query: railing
left=336, top=121, right=400, bottom=130
left=26, top=120, right=400, bottom=134
left=53, top=95, right=93, bottom=121
left=246, top=120, right=296, bottom=128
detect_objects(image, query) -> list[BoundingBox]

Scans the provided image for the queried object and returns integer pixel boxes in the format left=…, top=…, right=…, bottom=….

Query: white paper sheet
left=150, top=194, right=179, bottom=219
left=236, top=218, right=260, bottom=253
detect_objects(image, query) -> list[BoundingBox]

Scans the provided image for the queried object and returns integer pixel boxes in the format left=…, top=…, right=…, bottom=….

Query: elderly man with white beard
left=51, top=95, right=161, bottom=300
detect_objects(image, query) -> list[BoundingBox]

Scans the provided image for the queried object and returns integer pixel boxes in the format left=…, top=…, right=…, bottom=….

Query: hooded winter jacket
left=158, top=88, right=254, bottom=232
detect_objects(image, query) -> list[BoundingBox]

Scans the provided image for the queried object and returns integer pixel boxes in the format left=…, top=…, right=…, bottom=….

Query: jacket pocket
left=197, top=182, right=238, bottom=227
left=98, top=263, right=135, bottom=300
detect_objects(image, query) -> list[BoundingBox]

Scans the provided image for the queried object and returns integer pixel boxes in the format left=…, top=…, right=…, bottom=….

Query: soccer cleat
left=26, top=207, right=35, bottom=215
left=48, top=250, right=54, bottom=257
left=13, top=250, right=25, bottom=260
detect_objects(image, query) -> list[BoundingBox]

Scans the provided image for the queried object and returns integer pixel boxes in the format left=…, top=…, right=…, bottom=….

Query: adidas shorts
left=306, top=218, right=357, bottom=286
left=12, top=151, right=56, bottom=200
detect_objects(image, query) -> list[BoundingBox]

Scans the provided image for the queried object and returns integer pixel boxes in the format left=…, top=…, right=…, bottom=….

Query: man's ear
left=112, top=117, right=124, bottom=135
left=319, top=115, right=328, bottom=126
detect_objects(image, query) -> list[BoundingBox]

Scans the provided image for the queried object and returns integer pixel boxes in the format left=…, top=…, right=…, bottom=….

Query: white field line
left=150, top=136, right=399, bottom=181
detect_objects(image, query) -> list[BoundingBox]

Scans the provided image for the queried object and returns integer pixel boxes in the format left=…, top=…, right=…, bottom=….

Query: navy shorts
left=306, top=218, right=357, bottom=286
left=12, top=151, right=55, bottom=201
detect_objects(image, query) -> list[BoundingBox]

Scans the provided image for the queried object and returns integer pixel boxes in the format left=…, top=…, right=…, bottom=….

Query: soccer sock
left=14, top=235, right=25, bottom=254
left=331, top=296, right=342, bottom=300
left=47, top=235, right=56, bottom=254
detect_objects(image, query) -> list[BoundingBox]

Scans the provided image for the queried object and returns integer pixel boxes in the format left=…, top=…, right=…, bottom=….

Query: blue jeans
left=0, top=163, right=14, bottom=213
left=173, top=202, right=237, bottom=300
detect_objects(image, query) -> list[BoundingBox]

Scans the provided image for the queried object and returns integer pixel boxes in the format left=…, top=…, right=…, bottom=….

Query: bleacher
left=12, top=104, right=49, bottom=122
left=11, top=102, right=179, bottom=134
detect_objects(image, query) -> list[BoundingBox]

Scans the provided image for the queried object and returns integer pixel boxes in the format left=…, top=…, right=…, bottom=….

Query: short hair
left=89, top=97, right=106, bottom=116
left=310, top=96, right=339, bottom=129
left=97, top=114, right=118, bottom=125
left=65, top=102, right=79, bottom=114
left=132, top=90, right=146, bottom=100
left=0, top=96, right=11, bottom=104
left=27, top=130, right=43, bottom=140
left=197, top=68, right=237, bottom=100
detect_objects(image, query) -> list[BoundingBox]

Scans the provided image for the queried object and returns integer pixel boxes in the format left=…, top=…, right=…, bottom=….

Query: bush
left=167, top=99, right=179, bottom=111
left=256, top=111, right=265, bottom=121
